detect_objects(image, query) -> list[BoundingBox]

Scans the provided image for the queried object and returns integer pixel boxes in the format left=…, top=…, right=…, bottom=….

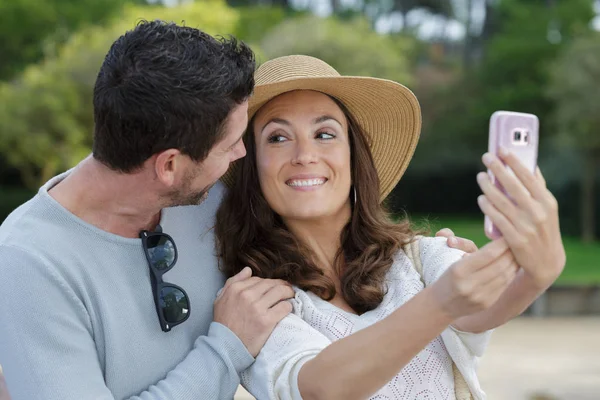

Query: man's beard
left=166, top=170, right=215, bottom=207
left=169, top=186, right=211, bottom=207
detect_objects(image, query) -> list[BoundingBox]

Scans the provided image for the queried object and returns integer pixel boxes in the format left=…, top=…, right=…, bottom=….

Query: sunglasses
left=140, top=230, right=190, bottom=332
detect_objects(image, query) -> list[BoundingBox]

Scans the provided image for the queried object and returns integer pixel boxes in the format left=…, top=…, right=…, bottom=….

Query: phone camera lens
left=514, top=130, right=522, bottom=141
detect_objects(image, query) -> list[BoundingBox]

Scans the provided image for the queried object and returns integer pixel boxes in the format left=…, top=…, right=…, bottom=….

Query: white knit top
left=241, top=236, right=491, bottom=400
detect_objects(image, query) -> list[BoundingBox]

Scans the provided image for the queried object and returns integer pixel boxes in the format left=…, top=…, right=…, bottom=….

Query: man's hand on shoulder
left=213, top=267, right=294, bottom=357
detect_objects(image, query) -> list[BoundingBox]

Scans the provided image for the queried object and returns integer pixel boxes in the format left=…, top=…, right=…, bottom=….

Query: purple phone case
left=485, top=111, right=539, bottom=239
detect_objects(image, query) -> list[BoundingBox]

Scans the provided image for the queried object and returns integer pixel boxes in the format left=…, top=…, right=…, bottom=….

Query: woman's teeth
left=287, top=178, right=326, bottom=187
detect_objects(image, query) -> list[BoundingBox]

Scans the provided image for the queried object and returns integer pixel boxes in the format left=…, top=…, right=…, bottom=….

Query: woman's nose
left=291, top=138, right=318, bottom=166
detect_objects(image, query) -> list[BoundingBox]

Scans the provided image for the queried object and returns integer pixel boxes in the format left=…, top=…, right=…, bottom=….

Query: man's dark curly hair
left=92, top=20, right=255, bottom=171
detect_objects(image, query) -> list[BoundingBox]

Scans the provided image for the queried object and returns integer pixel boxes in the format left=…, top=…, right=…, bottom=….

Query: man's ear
left=154, top=149, right=182, bottom=187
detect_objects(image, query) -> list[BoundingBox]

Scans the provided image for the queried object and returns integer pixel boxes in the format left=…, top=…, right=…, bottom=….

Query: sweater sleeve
left=418, top=237, right=492, bottom=400
left=418, top=236, right=466, bottom=285
left=418, top=236, right=493, bottom=354
left=240, top=292, right=331, bottom=400
left=0, top=245, right=253, bottom=400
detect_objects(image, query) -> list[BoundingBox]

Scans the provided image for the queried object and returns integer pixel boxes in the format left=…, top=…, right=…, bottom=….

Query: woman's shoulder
left=417, top=235, right=456, bottom=253
left=388, top=236, right=465, bottom=283
left=391, top=236, right=453, bottom=267
left=417, top=235, right=465, bottom=262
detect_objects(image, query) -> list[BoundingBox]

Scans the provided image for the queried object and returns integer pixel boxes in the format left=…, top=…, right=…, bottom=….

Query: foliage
left=233, top=6, right=289, bottom=43
left=547, top=32, right=600, bottom=151
left=0, top=0, right=241, bottom=188
left=258, top=15, right=414, bottom=85
left=0, top=0, right=138, bottom=80
left=547, top=31, right=600, bottom=241
left=409, top=0, right=595, bottom=176
left=474, top=0, right=593, bottom=129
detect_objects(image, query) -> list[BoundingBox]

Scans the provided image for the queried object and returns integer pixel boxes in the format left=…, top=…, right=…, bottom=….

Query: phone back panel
left=485, top=111, right=539, bottom=239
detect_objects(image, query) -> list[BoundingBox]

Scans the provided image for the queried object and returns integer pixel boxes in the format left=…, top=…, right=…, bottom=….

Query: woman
left=216, top=55, right=565, bottom=400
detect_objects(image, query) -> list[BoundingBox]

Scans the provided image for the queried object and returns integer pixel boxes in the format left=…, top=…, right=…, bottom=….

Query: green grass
left=410, top=214, right=600, bottom=286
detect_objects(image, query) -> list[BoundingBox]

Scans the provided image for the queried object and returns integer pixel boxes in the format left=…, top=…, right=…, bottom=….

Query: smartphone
left=485, top=111, right=539, bottom=239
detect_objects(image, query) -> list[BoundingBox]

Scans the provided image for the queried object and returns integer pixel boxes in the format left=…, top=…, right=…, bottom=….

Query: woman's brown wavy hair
left=215, top=95, right=420, bottom=314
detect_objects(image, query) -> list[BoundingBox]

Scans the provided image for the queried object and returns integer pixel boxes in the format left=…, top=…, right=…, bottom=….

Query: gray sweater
left=0, top=174, right=253, bottom=400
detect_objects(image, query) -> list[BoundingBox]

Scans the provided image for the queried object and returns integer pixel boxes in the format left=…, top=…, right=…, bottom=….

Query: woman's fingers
left=439, top=244, right=517, bottom=318
left=535, top=167, right=546, bottom=186
left=477, top=173, right=519, bottom=224
left=480, top=259, right=518, bottom=294
left=498, top=149, right=548, bottom=200
left=455, top=237, right=509, bottom=275
left=477, top=195, right=521, bottom=239
left=469, top=247, right=516, bottom=286
left=482, top=152, right=532, bottom=207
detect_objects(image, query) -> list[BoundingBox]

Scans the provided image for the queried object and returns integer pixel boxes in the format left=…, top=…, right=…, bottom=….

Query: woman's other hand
left=477, top=149, right=566, bottom=290
left=431, top=238, right=518, bottom=319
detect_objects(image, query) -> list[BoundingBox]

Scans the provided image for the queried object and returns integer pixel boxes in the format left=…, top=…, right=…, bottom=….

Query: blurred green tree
left=394, top=0, right=596, bottom=226
left=232, top=5, right=289, bottom=44
left=227, top=0, right=454, bottom=32
left=411, top=0, right=594, bottom=175
left=0, top=0, right=240, bottom=188
left=548, top=32, right=600, bottom=242
left=227, top=0, right=292, bottom=8
left=258, top=15, right=414, bottom=85
left=0, top=0, right=147, bottom=81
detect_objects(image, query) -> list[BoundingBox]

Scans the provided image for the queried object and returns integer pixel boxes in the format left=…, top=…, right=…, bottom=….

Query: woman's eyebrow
left=261, top=117, right=290, bottom=134
left=313, top=115, right=342, bottom=126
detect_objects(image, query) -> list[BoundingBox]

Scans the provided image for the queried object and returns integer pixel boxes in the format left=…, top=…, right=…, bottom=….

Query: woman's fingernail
left=482, top=153, right=493, bottom=166
left=448, top=237, right=458, bottom=246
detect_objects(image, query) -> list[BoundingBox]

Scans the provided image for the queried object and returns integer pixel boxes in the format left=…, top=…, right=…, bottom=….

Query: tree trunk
left=331, top=0, right=342, bottom=13
left=272, top=0, right=291, bottom=8
left=475, top=0, right=499, bottom=63
left=463, top=0, right=474, bottom=69
left=581, top=152, right=597, bottom=243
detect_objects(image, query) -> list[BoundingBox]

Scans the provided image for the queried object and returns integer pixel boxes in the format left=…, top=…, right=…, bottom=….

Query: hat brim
left=221, top=76, right=421, bottom=202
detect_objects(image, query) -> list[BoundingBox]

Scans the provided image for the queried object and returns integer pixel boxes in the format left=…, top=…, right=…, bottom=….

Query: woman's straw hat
left=221, top=55, right=422, bottom=201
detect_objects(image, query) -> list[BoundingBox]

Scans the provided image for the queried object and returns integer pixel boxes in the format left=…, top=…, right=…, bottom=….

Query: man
left=0, top=20, right=295, bottom=400
left=0, top=21, right=475, bottom=400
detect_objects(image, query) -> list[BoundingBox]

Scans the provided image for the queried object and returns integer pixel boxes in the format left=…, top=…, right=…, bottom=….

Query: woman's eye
left=316, top=131, right=336, bottom=140
left=267, top=134, right=287, bottom=144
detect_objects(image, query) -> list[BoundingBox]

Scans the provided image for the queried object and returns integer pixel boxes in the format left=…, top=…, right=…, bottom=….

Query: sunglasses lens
left=160, top=286, right=189, bottom=324
left=146, top=235, right=176, bottom=271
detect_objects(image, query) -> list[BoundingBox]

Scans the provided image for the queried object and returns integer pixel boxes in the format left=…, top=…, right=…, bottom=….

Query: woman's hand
left=435, top=228, right=478, bottom=255
left=477, top=148, right=566, bottom=290
left=431, top=238, right=519, bottom=320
